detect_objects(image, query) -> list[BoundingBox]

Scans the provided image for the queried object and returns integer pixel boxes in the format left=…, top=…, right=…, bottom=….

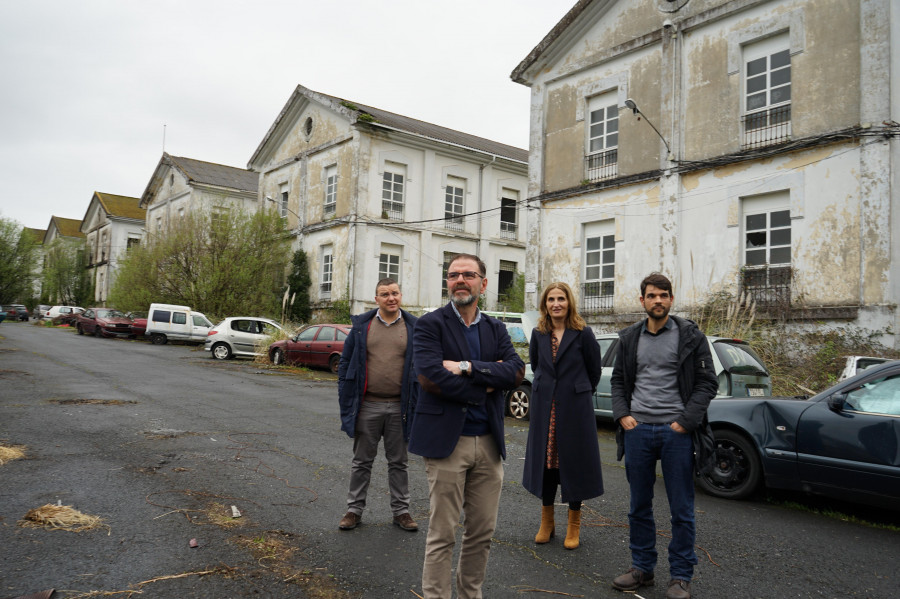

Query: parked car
left=205, top=317, right=286, bottom=360
left=506, top=332, right=771, bottom=421
left=126, top=311, right=148, bottom=337
left=698, top=360, right=900, bottom=509
left=46, top=306, right=84, bottom=325
left=145, top=303, right=213, bottom=345
left=75, top=308, right=134, bottom=338
left=3, top=305, right=29, bottom=321
left=838, top=355, right=890, bottom=381
left=268, top=323, right=351, bottom=372
left=34, top=304, right=51, bottom=320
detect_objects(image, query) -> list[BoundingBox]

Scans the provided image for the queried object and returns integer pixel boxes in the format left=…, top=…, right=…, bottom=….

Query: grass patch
left=205, top=502, right=247, bottom=528
left=0, top=443, right=26, bottom=465
left=19, top=503, right=108, bottom=533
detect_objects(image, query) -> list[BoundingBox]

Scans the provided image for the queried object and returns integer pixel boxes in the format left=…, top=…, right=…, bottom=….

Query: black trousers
left=541, top=467, right=581, bottom=510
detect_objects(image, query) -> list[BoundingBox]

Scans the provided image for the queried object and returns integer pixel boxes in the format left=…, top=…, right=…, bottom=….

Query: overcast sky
left=0, top=0, right=573, bottom=232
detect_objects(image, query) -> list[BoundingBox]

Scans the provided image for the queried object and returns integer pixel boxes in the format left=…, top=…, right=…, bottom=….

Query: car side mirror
left=827, top=392, right=848, bottom=412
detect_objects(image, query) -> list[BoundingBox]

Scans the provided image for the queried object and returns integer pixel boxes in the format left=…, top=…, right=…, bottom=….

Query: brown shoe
left=612, top=567, right=654, bottom=591
left=338, top=511, right=361, bottom=530
left=666, top=579, right=691, bottom=599
left=393, top=513, right=418, bottom=532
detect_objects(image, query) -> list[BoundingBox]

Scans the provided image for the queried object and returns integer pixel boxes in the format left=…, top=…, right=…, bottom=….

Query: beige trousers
left=421, top=434, right=504, bottom=599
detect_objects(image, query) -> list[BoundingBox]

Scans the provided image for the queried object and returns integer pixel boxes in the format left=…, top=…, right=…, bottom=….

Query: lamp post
left=624, top=99, right=674, bottom=162
left=265, top=196, right=302, bottom=235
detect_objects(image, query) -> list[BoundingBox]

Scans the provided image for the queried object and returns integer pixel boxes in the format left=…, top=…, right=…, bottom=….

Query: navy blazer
left=408, top=303, right=525, bottom=460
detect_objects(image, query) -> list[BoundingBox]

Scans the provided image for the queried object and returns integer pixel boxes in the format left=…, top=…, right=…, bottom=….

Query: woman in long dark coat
left=523, top=282, right=604, bottom=550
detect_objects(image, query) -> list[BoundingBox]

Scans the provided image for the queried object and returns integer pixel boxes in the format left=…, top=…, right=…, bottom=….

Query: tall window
left=500, top=190, right=517, bottom=239
left=585, top=92, right=618, bottom=182
left=320, top=245, right=333, bottom=298
left=279, top=183, right=289, bottom=218
left=583, top=221, right=615, bottom=313
left=497, top=260, right=517, bottom=306
left=379, top=245, right=401, bottom=282
left=444, top=177, right=465, bottom=231
left=741, top=193, right=791, bottom=307
left=382, top=163, right=405, bottom=220
left=441, top=251, right=455, bottom=300
left=324, top=165, right=337, bottom=216
left=742, top=34, right=791, bottom=148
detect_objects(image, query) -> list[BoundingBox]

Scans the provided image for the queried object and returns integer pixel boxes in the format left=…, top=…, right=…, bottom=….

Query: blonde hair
left=536, top=282, right=586, bottom=334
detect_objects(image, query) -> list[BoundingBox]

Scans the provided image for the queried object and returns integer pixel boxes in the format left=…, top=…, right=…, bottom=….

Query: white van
left=145, top=303, right=213, bottom=345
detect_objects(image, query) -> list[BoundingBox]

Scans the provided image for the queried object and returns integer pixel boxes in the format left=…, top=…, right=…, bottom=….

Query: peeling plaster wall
left=271, top=105, right=351, bottom=165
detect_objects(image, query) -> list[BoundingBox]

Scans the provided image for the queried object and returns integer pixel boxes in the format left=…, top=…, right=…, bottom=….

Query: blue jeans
left=624, top=422, right=697, bottom=580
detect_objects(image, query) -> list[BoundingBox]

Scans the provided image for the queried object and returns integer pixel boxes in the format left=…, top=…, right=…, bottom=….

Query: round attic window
left=304, top=117, right=314, bottom=138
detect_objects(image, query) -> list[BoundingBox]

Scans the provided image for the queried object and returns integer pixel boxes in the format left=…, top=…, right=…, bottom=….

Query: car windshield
left=713, top=341, right=768, bottom=375
left=96, top=309, right=126, bottom=319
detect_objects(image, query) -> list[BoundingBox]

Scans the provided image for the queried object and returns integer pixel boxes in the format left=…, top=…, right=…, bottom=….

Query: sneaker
left=612, top=567, right=654, bottom=591
left=338, top=511, right=361, bottom=530
left=666, top=579, right=691, bottom=599
left=393, top=513, right=419, bottom=532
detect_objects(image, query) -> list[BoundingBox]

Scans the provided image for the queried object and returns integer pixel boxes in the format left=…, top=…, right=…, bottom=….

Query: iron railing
left=740, top=266, right=791, bottom=308
left=582, top=281, right=614, bottom=314
left=584, top=149, right=618, bottom=183
left=742, top=105, right=791, bottom=149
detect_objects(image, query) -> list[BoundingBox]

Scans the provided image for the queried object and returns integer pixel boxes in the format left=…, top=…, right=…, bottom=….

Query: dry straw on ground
left=0, top=444, right=26, bottom=465
left=19, top=503, right=108, bottom=533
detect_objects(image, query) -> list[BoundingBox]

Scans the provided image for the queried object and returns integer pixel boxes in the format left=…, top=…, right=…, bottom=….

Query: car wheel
left=76, top=324, right=84, bottom=335
left=506, top=384, right=531, bottom=420
left=329, top=354, right=340, bottom=374
left=697, top=429, right=762, bottom=500
left=150, top=333, right=167, bottom=345
left=94, top=326, right=102, bottom=338
left=212, top=342, right=232, bottom=360
left=272, top=349, right=285, bottom=365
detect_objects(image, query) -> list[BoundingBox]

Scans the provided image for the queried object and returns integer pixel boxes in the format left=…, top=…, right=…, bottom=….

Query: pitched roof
left=23, top=228, right=46, bottom=244
left=320, top=92, right=529, bottom=163
left=251, top=85, right=528, bottom=166
left=94, top=192, right=145, bottom=220
left=510, top=0, right=594, bottom=84
left=168, top=154, right=258, bottom=192
left=51, top=216, right=85, bottom=238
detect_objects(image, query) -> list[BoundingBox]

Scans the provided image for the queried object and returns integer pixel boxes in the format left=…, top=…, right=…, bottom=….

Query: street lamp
left=265, top=196, right=302, bottom=235
left=624, top=99, right=674, bottom=162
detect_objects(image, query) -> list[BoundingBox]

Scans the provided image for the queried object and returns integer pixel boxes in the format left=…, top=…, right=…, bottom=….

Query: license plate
left=748, top=387, right=766, bottom=397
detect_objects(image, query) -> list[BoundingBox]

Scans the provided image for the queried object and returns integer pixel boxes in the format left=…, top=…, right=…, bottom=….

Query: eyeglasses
left=447, top=271, right=483, bottom=281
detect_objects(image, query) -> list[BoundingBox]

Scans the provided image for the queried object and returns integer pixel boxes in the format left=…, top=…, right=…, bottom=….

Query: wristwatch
left=459, top=361, right=470, bottom=375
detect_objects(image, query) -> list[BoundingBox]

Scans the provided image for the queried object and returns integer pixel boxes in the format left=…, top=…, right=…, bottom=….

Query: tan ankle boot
left=564, top=508, right=581, bottom=549
left=535, top=505, right=555, bottom=543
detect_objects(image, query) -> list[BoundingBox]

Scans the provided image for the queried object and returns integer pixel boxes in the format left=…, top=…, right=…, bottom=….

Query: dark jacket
left=408, top=303, right=525, bottom=460
left=523, top=326, right=605, bottom=503
left=338, top=308, right=418, bottom=441
left=610, top=315, right=718, bottom=462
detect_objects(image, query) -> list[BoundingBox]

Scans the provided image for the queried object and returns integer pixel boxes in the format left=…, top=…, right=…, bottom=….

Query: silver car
left=204, top=317, right=286, bottom=360
left=506, top=332, right=771, bottom=421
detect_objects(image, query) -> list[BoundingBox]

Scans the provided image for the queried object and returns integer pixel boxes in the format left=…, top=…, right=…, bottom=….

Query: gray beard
left=451, top=292, right=477, bottom=307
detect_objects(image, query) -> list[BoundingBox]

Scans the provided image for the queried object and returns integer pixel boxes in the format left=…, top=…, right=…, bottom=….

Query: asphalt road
left=0, top=321, right=897, bottom=599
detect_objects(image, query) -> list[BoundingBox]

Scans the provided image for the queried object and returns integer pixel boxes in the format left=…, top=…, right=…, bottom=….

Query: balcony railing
left=742, top=105, right=791, bottom=149
left=740, top=265, right=791, bottom=309
left=584, top=149, right=618, bottom=183
left=582, top=281, right=614, bottom=314
left=444, top=216, right=464, bottom=232
left=499, top=221, right=517, bottom=240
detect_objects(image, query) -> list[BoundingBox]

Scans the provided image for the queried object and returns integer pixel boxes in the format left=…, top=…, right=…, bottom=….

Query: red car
left=268, top=323, right=350, bottom=373
left=127, top=311, right=148, bottom=337
left=75, top=308, right=135, bottom=338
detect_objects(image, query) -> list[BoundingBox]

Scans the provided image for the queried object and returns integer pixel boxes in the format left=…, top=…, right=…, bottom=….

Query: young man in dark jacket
left=337, top=278, right=418, bottom=532
left=610, top=273, right=718, bottom=599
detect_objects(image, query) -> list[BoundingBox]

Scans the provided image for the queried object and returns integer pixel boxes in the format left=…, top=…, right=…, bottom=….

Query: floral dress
left=546, top=332, right=560, bottom=469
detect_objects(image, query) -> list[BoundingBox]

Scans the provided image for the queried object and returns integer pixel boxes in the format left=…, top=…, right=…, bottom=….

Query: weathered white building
left=248, top=85, right=529, bottom=315
left=140, top=153, right=259, bottom=237
left=80, top=192, right=145, bottom=304
left=512, top=0, right=899, bottom=347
